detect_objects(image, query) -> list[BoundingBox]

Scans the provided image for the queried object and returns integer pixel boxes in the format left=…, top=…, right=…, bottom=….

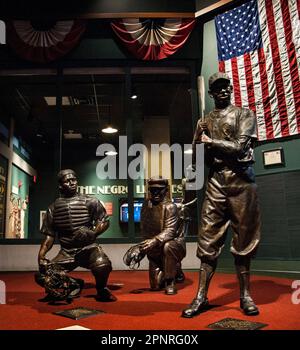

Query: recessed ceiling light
left=102, top=126, right=118, bottom=134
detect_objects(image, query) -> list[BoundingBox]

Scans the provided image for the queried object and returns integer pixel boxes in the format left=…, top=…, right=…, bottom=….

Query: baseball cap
left=208, top=72, right=230, bottom=90
left=57, top=169, right=77, bottom=183
left=147, top=176, right=168, bottom=188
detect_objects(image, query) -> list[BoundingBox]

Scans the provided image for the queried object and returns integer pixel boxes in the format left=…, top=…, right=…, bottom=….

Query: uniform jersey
left=193, top=105, right=257, bottom=168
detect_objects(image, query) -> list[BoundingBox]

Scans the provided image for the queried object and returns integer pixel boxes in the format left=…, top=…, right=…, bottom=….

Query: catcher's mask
left=123, top=243, right=146, bottom=270
left=44, top=263, right=81, bottom=302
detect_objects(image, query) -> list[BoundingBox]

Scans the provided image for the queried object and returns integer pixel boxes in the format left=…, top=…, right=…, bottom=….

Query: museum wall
left=0, top=3, right=299, bottom=271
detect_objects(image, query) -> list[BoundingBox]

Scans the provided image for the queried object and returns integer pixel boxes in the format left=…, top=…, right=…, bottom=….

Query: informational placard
left=263, top=148, right=284, bottom=166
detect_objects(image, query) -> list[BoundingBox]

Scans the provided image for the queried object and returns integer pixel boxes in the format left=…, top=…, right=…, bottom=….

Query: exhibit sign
left=262, top=148, right=284, bottom=167
left=77, top=183, right=183, bottom=196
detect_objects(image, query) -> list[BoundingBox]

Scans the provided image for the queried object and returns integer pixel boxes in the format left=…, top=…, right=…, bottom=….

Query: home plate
left=57, top=325, right=91, bottom=330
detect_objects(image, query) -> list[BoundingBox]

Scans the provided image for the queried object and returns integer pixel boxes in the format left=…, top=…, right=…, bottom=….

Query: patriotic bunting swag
left=215, top=0, right=300, bottom=141
left=7, top=20, right=86, bottom=63
left=111, top=18, right=195, bottom=60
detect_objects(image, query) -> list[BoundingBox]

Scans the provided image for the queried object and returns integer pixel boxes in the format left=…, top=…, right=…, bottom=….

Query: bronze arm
left=94, top=216, right=110, bottom=237
left=210, top=135, right=252, bottom=157
left=38, top=234, right=55, bottom=265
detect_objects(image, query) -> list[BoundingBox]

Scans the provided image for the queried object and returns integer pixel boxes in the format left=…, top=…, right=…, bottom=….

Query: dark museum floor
left=0, top=271, right=299, bottom=330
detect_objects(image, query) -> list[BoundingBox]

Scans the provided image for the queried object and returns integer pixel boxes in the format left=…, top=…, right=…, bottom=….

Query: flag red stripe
left=219, top=61, right=225, bottom=73
left=243, top=53, right=256, bottom=115
left=257, top=48, right=274, bottom=139
left=265, top=0, right=290, bottom=136
left=230, top=57, right=242, bottom=106
left=280, top=0, right=300, bottom=133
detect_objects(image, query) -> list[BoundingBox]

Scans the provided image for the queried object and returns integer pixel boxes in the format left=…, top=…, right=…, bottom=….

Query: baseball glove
left=123, top=243, right=146, bottom=270
left=44, top=263, right=81, bottom=302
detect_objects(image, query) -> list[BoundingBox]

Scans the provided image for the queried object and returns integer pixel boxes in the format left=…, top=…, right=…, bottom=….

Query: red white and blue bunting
left=7, top=20, right=86, bottom=63
left=111, top=18, right=196, bottom=60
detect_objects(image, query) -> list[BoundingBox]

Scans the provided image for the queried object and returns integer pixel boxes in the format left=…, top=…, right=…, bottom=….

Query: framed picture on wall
left=262, top=148, right=284, bottom=167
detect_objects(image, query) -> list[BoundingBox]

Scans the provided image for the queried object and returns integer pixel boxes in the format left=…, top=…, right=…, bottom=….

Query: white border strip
left=0, top=140, right=36, bottom=177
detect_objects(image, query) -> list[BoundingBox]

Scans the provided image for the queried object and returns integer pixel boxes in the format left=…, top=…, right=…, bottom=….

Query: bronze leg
left=77, top=245, right=116, bottom=302
left=181, top=259, right=217, bottom=318
left=163, top=241, right=185, bottom=295
left=175, top=262, right=185, bottom=283
left=235, top=256, right=259, bottom=315
left=148, top=260, right=164, bottom=290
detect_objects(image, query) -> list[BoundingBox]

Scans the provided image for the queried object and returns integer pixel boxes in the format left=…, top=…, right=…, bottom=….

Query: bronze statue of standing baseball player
left=182, top=72, right=261, bottom=318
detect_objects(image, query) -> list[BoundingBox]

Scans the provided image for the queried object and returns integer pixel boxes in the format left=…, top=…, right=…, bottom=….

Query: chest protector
left=53, top=195, right=91, bottom=233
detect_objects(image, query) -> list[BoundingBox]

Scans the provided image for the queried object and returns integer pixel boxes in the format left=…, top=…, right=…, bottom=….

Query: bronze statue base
left=207, top=317, right=267, bottom=330
left=54, top=307, right=105, bottom=320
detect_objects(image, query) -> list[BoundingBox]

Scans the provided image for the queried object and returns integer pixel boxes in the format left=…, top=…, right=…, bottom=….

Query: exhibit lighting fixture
left=102, top=126, right=118, bottom=134
left=92, top=74, right=118, bottom=135
left=101, top=101, right=118, bottom=134
left=36, top=122, right=44, bottom=139
left=131, top=86, right=138, bottom=99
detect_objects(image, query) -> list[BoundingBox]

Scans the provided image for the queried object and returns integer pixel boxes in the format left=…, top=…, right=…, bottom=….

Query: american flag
left=215, top=0, right=300, bottom=141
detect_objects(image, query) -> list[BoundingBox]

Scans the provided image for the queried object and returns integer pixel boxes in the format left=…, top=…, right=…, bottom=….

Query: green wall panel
left=254, top=138, right=300, bottom=176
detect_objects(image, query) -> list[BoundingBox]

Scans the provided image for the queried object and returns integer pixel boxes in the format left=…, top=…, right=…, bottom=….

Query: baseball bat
left=197, top=75, right=205, bottom=122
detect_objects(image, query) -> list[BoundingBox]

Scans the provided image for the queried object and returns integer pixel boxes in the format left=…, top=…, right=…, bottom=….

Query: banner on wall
left=0, top=155, right=8, bottom=236
left=7, top=20, right=86, bottom=63
left=111, top=18, right=195, bottom=60
left=7, top=165, right=30, bottom=239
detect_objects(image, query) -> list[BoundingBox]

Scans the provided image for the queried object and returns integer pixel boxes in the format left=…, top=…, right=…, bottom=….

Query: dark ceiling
left=0, top=68, right=194, bottom=152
